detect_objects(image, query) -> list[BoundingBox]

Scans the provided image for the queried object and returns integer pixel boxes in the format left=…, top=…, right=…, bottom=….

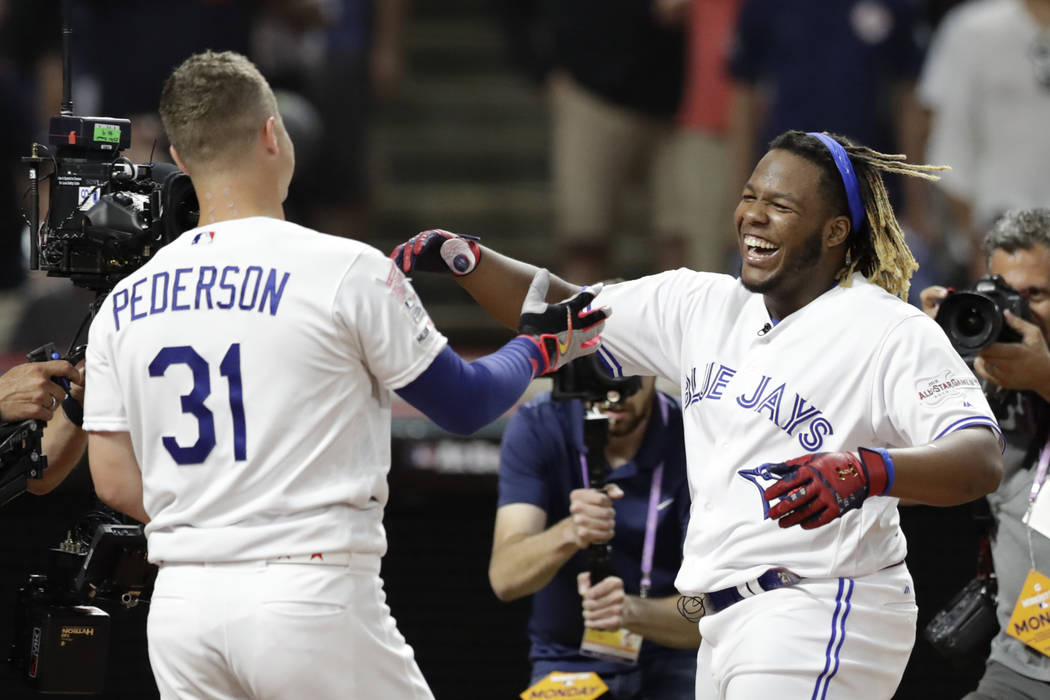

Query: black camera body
left=8, top=521, right=156, bottom=694
left=25, top=114, right=198, bottom=293
left=22, top=2, right=198, bottom=295
left=552, top=354, right=643, bottom=405
left=935, top=274, right=1029, bottom=356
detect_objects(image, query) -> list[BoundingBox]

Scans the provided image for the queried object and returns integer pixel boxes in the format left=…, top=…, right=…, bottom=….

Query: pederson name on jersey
left=110, top=265, right=291, bottom=330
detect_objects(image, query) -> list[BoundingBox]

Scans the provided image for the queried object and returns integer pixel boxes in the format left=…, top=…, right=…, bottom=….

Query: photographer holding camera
left=922, top=208, right=1050, bottom=699
left=0, top=359, right=85, bottom=495
left=489, top=372, right=697, bottom=698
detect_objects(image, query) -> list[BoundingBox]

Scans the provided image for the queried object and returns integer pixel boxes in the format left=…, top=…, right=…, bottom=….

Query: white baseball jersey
left=593, top=270, right=1001, bottom=595
left=83, top=216, right=447, bottom=564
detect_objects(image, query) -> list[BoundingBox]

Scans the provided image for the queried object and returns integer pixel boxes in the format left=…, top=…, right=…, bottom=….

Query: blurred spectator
left=675, top=0, right=741, bottom=273
left=498, top=0, right=686, bottom=283
left=726, top=0, right=930, bottom=297
left=71, top=0, right=255, bottom=164
left=918, top=0, right=1050, bottom=280
left=254, top=0, right=407, bottom=240
left=0, top=1, right=54, bottom=348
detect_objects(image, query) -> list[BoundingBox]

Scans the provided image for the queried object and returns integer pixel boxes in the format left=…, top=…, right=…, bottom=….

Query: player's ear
left=169, top=145, right=190, bottom=175
left=261, top=116, right=279, bottom=154
left=824, top=215, right=851, bottom=249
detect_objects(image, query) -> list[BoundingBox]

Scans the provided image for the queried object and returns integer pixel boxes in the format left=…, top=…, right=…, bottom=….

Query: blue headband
left=806, top=132, right=864, bottom=234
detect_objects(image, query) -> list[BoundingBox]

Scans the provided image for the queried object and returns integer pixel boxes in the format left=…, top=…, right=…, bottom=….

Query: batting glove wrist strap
left=517, top=269, right=610, bottom=376
left=858, top=446, right=894, bottom=497
left=762, top=447, right=892, bottom=530
left=390, top=229, right=481, bottom=276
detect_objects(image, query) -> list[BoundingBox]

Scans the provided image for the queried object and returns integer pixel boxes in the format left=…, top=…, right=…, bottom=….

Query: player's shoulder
left=606, top=268, right=742, bottom=304
left=834, top=275, right=925, bottom=322
left=838, top=276, right=952, bottom=348
left=937, top=0, right=1015, bottom=37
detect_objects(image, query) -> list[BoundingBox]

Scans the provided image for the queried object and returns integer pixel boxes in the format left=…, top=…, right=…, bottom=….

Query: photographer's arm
left=29, top=363, right=86, bottom=495
left=489, top=504, right=578, bottom=601
left=87, top=431, right=149, bottom=524
left=577, top=572, right=700, bottom=648
left=973, top=310, right=1050, bottom=402
left=31, top=407, right=86, bottom=495
left=489, top=487, right=622, bottom=601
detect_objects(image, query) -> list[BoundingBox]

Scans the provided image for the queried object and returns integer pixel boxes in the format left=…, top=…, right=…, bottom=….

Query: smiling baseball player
left=392, top=130, right=1005, bottom=699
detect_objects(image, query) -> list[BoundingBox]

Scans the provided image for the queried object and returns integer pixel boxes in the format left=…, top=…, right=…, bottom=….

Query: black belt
left=700, top=568, right=803, bottom=615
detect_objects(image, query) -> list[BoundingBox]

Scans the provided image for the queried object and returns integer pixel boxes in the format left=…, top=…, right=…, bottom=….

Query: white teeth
left=743, top=234, right=778, bottom=250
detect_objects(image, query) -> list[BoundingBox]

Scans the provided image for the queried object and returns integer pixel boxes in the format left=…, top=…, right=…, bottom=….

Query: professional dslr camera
left=22, top=3, right=197, bottom=296
left=935, top=274, right=1028, bottom=356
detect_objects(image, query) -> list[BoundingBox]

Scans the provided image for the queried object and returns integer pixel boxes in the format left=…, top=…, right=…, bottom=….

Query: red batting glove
left=762, top=448, right=895, bottom=530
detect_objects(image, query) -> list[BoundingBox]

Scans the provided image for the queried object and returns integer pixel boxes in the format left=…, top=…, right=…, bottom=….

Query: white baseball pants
left=695, top=563, right=917, bottom=699
left=146, top=553, right=434, bottom=700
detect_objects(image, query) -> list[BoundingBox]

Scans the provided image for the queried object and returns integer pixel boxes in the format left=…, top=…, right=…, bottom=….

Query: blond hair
left=770, top=131, right=947, bottom=300
left=159, top=51, right=278, bottom=168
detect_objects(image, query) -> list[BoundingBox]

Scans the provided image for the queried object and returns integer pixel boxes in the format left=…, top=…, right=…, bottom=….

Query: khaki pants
left=550, top=76, right=733, bottom=274
left=550, top=74, right=682, bottom=249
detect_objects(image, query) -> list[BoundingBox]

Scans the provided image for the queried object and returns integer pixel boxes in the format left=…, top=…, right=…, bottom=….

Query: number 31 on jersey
left=149, top=343, right=247, bottom=465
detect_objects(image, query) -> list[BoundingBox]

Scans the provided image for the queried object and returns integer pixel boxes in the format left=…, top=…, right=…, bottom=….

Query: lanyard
left=578, top=455, right=666, bottom=599
left=639, top=462, right=665, bottom=598
left=1024, top=438, right=1050, bottom=572
left=1028, top=441, right=1050, bottom=506
left=578, top=393, right=672, bottom=597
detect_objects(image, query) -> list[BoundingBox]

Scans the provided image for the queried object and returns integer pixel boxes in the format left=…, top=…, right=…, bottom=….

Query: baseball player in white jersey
left=82, top=51, right=608, bottom=700
left=391, top=130, right=1006, bottom=698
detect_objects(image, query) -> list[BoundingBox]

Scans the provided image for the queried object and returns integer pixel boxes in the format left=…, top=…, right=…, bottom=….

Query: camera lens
left=955, top=306, right=986, bottom=338
left=935, top=292, right=1002, bottom=354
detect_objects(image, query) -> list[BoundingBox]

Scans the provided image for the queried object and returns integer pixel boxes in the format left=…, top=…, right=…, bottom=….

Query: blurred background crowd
left=0, top=1, right=1048, bottom=698
left=4, top=0, right=1049, bottom=356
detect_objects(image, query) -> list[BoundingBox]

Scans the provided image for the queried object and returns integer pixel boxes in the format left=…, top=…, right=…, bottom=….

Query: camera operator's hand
left=568, top=484, right=624, bottom=549
left=919, top=285, right=949, bottom=319
left=67, top=362, right=85, bottom=405
left=975, top=310, right=1050, bottom=399
left=578, top=571, right=628, bottom=630
left=0, top=360, right=78, bottom=422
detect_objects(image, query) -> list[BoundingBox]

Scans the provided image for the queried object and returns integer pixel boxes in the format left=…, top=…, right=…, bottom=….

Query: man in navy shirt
left=488, top=375, right=697, bottom=699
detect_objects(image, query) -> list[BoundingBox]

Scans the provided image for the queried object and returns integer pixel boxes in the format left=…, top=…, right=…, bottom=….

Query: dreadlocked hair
left=768, top=130, right=948, bottom=301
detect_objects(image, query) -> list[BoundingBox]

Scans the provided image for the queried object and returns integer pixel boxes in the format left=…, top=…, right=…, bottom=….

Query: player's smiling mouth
left=742, top=233, right=780, bottom=265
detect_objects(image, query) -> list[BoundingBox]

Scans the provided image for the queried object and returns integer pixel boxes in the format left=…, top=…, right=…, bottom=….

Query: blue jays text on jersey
left=683, top=361, right=834, bottom=451
left=110, top=264, right=291, bottom=330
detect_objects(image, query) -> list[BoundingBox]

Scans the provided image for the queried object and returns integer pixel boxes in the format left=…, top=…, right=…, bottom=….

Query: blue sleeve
left=498, top=404, right=553, bottom=509
left=395, top=337, right=543, bottom=435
